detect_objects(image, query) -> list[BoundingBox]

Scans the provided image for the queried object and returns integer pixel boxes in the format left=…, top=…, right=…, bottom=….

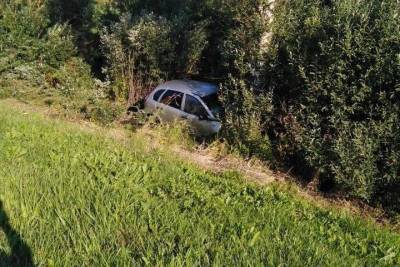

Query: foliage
left=46, top=57, right=94, bottom=97
left=0, top=1, right=76, bottom=69
left=0, top=101, right=399, bottom=266
left=217, top=0, right=273, bottom=160
left=101, top=13, right=176, bottom=101
left=220, top=76, right=272, bottom=160
left=0, top=0, right=122, bottom=125
left=265, top=0, right=400, bottom=206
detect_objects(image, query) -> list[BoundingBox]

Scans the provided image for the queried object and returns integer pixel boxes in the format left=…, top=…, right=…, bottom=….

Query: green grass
left=0, top=101, right=399, bottom=266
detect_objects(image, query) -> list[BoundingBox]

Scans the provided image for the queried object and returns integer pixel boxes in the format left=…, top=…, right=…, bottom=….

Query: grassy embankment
left=0, top=100, right=399, bottom=266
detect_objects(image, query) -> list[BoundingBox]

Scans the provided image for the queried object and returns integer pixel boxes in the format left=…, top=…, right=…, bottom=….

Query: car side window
left=160, top=90, right=183, bottom=109
left=184, top=95, right=209, bottom=118
left=153, top=89, right=165, bottom=101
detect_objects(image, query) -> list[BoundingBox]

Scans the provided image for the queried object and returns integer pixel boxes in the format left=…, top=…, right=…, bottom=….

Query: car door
left=158, top=90, right=185, bottom=122
left=183, top=94, right=220, bottom=135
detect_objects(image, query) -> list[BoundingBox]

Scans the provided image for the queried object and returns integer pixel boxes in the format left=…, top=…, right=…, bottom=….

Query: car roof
left=156, top=80, right=219, bottom=98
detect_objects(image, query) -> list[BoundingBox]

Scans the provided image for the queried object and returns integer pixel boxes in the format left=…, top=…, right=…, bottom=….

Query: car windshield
left=201, top=94, right=222, bottom=119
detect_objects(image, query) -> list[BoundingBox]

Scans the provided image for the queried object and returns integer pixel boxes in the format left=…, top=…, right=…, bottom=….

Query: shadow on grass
left=0, top=200, right=34, bottom=267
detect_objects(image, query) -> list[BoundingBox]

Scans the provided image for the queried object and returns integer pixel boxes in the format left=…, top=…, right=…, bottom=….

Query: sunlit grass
left=0, top=102, right=399, bottom=266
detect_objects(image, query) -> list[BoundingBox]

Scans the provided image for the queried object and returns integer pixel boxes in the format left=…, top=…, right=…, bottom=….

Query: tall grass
left=0, top=101, right=399, bottom=266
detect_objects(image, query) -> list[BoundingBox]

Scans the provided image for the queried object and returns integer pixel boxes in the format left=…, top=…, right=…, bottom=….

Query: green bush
left=264, top=0, right=400, bottom=207
left=101, top=13, right=176, bottom=100
left=46, top=57, right=95, bottom=97
left=0, top=0, right=121, bottom=125
left=217, top=0, right=273, bottom=160
left=0, top=1, right=75, bottom=70
left=220, top=76, right=272, bottom=161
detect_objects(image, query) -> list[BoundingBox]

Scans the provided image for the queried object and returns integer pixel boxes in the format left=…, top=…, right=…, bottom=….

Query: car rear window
left=160, top=90, right=183, bottom=109
left=153, top=89, right=165, bottom=101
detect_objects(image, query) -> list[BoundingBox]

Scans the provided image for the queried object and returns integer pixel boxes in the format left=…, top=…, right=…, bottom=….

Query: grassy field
left=0, top=100, right=399, bottom=266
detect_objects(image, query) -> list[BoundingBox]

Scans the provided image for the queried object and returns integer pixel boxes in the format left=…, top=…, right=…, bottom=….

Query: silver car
left=145, top=80, right=222, bottom=136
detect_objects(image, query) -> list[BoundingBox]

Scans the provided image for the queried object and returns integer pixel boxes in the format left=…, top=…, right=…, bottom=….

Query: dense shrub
left=218, top=0, right=273, bottom=160
left=264, top=0, right=400, bottom=207
left=0, top=0, right=120, bottom=124
left=101, top=13, right=176, bottom=101
left=220, top=76, right=272, bottom=160
left=0, top=1, right=76, bottom=70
